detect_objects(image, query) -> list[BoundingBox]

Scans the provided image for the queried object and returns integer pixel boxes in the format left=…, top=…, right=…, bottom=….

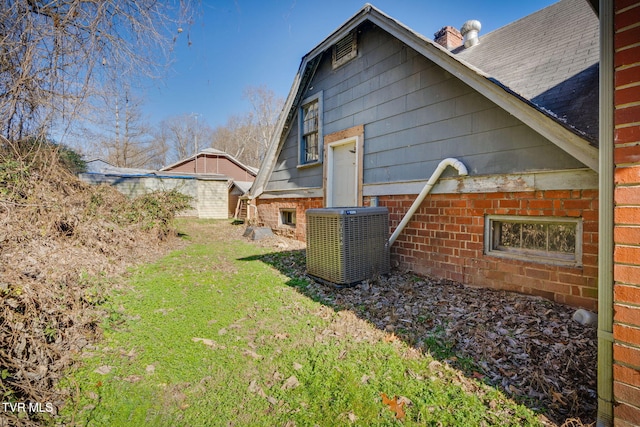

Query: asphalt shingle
left=452, top=0, right=599, bottom=144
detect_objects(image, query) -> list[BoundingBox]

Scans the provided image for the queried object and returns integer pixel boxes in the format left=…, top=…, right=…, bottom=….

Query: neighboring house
left=84, top=158, right=116, bottom=173
left=161, top=148, right=258, bottom=219
left=248, top=0, right=600, bottom=309
left=80, top=149, right=258, bottom=219
left=161, top=148, right=258, bottom=183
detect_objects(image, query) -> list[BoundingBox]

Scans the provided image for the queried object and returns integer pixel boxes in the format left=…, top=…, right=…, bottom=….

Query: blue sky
left=143, top=0, right=559, bottom=129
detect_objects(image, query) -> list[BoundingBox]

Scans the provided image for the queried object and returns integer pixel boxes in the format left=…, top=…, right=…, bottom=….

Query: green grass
left=59, top=220, right=542, bottom=426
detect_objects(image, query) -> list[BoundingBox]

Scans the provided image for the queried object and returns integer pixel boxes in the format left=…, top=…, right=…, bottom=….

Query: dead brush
left=561, top=418, right=594, bottom=427
left=0, top=141, right=187, bottom=425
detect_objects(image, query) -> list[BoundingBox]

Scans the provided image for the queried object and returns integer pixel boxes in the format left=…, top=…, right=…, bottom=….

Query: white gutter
left=388, top=158, right=468, bottom=246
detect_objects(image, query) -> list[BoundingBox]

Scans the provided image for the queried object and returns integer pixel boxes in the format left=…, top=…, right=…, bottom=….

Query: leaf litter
left=251, top=233, right=597, bottom=426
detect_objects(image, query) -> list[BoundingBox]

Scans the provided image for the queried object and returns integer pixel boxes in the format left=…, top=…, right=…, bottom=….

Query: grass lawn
left=59, top=219, right=542, bottom=426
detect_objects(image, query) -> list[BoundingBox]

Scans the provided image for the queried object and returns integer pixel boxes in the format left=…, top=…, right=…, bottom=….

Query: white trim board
left=363, top=169, right=598, bottom=197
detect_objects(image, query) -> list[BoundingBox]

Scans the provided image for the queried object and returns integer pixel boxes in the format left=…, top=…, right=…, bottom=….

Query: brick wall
left=255, top=197, right=324, bottom=240
left=374, top=189, right=599, bottom=310
left=613, top=1, right=640, bottom=424
left=256, top=189, right=598, bottom=309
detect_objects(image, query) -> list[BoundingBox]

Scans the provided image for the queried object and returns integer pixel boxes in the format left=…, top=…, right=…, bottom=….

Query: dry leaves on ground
left=252, top=237, right=597, bottom=426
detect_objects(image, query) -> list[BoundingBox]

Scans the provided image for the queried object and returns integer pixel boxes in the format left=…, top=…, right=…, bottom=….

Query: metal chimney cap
left=460, top=20, right=481, bottom=48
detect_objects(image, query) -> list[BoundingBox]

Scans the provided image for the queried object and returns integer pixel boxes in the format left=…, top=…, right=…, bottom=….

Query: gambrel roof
left=250, top=0, right=599, bottom=198
left=161, top=148, right=258, bottom=176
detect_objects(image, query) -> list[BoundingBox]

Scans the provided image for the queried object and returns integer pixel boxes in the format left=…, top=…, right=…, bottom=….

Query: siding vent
left=332, top=31, right=357, bottom=68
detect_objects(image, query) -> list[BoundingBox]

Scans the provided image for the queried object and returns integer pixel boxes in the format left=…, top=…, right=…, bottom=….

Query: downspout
left=388, top=158, right=468, bottom=246
left=597, top=0, right=614, bottom=425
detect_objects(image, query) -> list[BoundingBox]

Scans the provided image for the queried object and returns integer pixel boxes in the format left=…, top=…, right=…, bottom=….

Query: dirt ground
left=235, top=223, right=597, bottom=426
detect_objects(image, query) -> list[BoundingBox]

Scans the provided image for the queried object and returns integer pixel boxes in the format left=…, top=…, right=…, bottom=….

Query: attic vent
left=461, top=20, right=481, bottom=48
left=332, top=31, right=357, bottom=68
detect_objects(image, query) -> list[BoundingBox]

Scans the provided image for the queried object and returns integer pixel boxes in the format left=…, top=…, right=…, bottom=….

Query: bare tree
left=0, top=0, right=192, bottom=143
left=158, top=113, right=213, bottom=164
left=87, top=87, right=167, bottom=169
left=206, top=86, right=283, bottom=168
left=209, top=114, right=254, bottom=163
left=243, top=85, right=283, bottom=163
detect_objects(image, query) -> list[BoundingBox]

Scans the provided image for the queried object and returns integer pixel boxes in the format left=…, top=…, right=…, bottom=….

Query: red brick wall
left=613, top=1, right=640, bottom=424
left=256, top=189, right=598, bottom=309
left=255, top=197, right=323, bottom=240
left=375, top=189, right=598, bottom=310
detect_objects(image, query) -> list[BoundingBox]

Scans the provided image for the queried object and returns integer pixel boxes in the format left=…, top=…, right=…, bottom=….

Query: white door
left=327, top=139, right=357, bottom=207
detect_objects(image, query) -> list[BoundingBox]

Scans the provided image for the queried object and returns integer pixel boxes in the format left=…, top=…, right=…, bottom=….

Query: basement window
left=485, top=215, right=582, bottom=267
left=332, top=31, right=357, bottom=68
left=280, top=209, right=296, bottom=226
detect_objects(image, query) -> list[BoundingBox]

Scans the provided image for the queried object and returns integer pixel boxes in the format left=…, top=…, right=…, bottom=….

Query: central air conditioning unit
left=306, top=207, right=390, bottom=286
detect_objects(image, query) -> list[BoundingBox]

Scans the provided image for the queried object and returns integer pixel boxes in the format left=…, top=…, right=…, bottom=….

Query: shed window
left=485, top=215, right=582, bottom=266
left=298, top=92, right=323, bottom=166
left=332, top=32, right=357, bottom=68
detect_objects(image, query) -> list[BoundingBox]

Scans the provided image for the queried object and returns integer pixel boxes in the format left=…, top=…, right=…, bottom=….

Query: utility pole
left=191, top=113, right=200, bottom=173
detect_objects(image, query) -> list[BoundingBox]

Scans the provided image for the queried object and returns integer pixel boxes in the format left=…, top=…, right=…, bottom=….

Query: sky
left=142, top=0, right=560, bottom=129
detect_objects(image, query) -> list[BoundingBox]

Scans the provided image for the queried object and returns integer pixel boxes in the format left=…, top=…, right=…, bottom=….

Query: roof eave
left=249, top=5, right=392, bottom=198
left=249, top=70, right=305, bottom=199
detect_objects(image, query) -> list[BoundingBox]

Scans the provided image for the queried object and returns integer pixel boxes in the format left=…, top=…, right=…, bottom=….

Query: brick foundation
left=254, top=197, right=323, bottom=241
left=376, top=190, right=598, bottom=310
left=256, top=189, right=598, bottom=310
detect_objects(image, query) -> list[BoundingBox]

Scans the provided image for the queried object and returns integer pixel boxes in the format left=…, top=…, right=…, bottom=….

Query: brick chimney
left=434, top=26, right=463, bottom=50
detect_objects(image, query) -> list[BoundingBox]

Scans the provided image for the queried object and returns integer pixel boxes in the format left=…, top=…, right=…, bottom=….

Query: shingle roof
left=452, top=0, right=599, bottom=144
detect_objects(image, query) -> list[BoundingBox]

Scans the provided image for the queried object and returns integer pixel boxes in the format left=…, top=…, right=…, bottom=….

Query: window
left=298, top=93, right=323, bottom=166
left=280, top=209, right=296, bottom=226
left=332, top=31, right=357, bottom=68
left=302, top=101, right=318, bottom=162
left=485, top=215, right=582, bottom=266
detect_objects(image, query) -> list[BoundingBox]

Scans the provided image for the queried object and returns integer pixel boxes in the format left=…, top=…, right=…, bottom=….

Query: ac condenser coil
left=306, top=207, right=390, bottom=285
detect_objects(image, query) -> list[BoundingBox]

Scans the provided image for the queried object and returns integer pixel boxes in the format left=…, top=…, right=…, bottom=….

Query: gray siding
left=265, top=23, right=585, bottom=193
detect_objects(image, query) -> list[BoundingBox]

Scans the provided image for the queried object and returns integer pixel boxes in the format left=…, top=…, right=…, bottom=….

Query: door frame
left=323, top=125, right=364, bottom=207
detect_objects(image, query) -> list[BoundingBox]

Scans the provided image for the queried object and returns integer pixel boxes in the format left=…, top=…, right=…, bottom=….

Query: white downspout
left=597, top=0, right=614, bottom=425
left=388, top=158, right=468, bottom=246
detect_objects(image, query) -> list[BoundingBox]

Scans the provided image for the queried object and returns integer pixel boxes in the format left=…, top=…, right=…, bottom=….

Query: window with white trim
left=298, top=93, right=323, bottom=166
left=485, top=215, right=582, bottom=266
left=280, top=209, right=296, bottom=226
